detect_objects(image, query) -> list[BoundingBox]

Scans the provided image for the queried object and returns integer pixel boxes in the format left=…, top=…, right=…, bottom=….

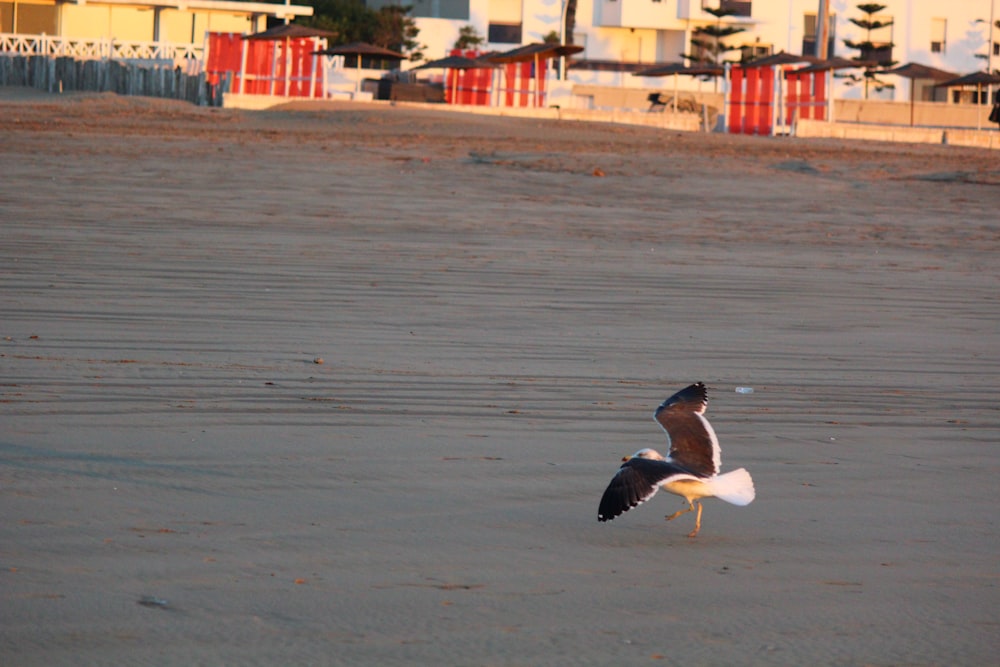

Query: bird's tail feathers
left=708, top=468, right=755, bottom=506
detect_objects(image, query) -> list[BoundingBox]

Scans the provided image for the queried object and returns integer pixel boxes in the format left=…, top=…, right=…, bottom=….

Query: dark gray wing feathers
left=653, top=382, right=720, bottom=478
left=597, top=458, right=692, bottom=522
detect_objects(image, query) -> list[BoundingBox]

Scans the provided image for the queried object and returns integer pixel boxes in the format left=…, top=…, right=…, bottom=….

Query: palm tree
left=564, top=0, right=577, bottom=48
left=560, top=0, right=578, bottom=80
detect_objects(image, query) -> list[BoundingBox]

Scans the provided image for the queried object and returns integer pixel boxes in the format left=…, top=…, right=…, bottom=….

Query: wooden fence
left=0, top=55, right=223, bottom=106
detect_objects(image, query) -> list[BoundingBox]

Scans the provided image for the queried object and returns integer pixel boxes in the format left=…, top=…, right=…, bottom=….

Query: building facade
left=372, top=0, right=998, bottom=101
left=1, top=0, right=313, bottom=60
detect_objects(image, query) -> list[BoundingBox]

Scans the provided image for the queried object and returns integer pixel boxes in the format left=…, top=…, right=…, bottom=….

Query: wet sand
left=1, top=89, right=998, bottom=665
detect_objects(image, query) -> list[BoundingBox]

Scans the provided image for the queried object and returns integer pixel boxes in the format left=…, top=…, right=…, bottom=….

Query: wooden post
left=240, top=34, right=248, bottom=94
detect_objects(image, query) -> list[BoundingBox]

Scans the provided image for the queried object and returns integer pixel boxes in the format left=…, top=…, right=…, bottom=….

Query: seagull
left=597, top=382, right=755, bottom=537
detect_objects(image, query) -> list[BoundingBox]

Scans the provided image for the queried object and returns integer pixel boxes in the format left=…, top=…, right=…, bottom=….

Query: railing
left=0, top=33, right=203, bottom=63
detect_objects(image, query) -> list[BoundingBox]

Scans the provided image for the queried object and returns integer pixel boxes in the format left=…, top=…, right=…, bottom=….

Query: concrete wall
left=835, top=99, right=998, bottom=130
left=571, top=83, right=997, bottom=130
left=796, top=118, right=1000, bottom=150
left=573, top=83, right=723, bottom=113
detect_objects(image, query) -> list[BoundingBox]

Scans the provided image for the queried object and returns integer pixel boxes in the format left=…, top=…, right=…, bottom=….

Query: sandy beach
left=1, top=88, right=998, bottom=666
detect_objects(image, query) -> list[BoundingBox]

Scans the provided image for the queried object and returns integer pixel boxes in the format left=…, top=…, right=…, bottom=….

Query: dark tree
left=973, top=19, right=1000, bottom=74
left=564, top=0, right=577, bottom=47
left=842, top=3, right=896, bottom=98
left=371, top=4, right=422, bottom=60
left=300, top=0, right=374, bottom=43
left=299, top=0, right=423, bottom=61
left=454, top=25, right=485, bottom=51
left=682, top=5, right=746, bottom=66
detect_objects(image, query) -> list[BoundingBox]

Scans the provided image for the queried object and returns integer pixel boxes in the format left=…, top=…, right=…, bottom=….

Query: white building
left=0, top=0, right=312, bottom=61
left=372, top=0, right=999, bottom=102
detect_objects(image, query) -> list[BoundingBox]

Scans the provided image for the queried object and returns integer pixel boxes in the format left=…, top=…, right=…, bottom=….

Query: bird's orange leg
left=687, top=501, right=703, bottom=538
left=665, top=501, right=694, bottom=523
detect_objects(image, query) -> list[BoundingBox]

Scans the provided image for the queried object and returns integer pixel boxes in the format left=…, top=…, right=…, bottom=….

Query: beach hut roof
left=486, top=42, right=583, bottom=64
left=245, top=24, right=336, bottom=40
left=794, top=57, right=869, bottom=73
left=313, top=42, right=406, bottom=59
left=414, top=55, right=497, bottom=70
left=879, top=62, right=957, bottom=81
left=934, top=71, right=1000, bottom=87
left=633, top=62, right=724, bottom=77
left=742, top=51, right=819, bottom=68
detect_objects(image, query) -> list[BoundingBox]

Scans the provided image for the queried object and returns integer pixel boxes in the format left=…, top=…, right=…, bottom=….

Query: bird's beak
left=621, top=455, right=631, bottom=462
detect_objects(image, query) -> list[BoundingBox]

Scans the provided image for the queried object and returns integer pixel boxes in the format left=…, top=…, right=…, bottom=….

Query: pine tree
left=454, top=25, right=484, bottom=51
left=973, top=20, right=1000, bottom=74
left=682, top=5, right=746, bottom=67
left=842, top=3, right=896, bottom=98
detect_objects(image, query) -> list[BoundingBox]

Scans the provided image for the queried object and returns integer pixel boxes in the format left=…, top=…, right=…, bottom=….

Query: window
left=397, top=0, right=469, bottom=20
left=704, top=1, right=751, bottom=17
left=859, top=43, right=893, bottom=65
left=0, top=2, right=12, bottom=32
left=952, top=89, right=989, bottom=105
left=862, top=13, right=894, bottom=65
left=9, top=2, right=57, bottom=34
left=723, top=1, right=751, bottom=16
left=930, top=18, right=946, bottom=54
left=489, top=0, right=522, bottom=44
left=802, top=12, right=836, bottom=58
left=488, top=23, right=522, bottom=44
left=803, top=13, right=817, bottom=55
left=868, top=13, right=893, bottom=47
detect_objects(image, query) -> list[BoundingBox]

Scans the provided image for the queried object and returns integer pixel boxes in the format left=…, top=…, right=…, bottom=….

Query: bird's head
left=622, top=448, right=664, bottom=462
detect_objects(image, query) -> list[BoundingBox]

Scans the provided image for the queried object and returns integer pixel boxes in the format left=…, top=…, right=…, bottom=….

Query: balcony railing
left=0, top=33, right=203, bottom=64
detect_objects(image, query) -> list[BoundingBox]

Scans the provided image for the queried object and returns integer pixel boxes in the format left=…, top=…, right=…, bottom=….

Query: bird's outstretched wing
left=653, top=382, right=720, bottom=478
left=597, top=458, right=693, bottom=522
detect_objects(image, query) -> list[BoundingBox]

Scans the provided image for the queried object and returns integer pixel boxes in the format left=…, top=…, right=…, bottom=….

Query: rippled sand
left=2, top=89, right=998, bottom=665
